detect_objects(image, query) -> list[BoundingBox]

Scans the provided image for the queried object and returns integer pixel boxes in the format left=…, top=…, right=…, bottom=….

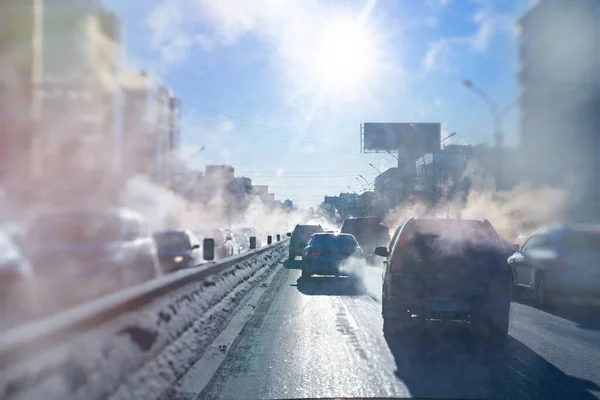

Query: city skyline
left=104, top=0, right=531, bottom=207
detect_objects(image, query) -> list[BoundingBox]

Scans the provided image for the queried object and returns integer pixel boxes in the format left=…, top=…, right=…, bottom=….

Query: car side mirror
left=374, top=246, right=389, bottom=257
left=287, top=232, right=292, bottom=237
left=191, top=244, right=200, bottom=250
left=511, top=244, right=520, bottom=252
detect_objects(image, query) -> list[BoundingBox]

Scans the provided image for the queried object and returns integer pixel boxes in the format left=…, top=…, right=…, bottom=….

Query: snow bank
left=0, top=244, right=287, bottom=400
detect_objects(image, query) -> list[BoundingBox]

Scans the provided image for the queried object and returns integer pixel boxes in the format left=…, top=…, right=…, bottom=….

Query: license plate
left=430, top=301, right=461, bottom=312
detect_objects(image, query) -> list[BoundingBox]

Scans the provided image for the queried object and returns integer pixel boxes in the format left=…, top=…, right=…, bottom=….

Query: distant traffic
left=0, top=206, right=285, bottom=326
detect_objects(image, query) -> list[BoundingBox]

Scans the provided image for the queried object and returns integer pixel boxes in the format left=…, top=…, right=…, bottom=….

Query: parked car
left=341, top=217, right=390, bottom=259
left=233, top=232, right=251, bottom=252
left=240, top=227, right=262, bottom=247
left=197, top=229, right=235, bottom=259
left=301, top=233, right=364, bottom=280
left=24, top=207, right=161, bottom=308
left=375, top=217, right=511, bottom=346
left=153, top=230, right=202, bottom=273
left=289, top=224, right=324, bottom=260
left=508, top=224, right=600, bottom=307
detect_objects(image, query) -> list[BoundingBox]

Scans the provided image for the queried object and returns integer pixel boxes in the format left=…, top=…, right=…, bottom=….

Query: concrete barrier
left=0, top=240, right=288, bottom=400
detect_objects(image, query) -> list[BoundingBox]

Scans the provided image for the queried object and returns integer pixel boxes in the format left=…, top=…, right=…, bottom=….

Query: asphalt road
left=188, top=259, right=600, bottom=400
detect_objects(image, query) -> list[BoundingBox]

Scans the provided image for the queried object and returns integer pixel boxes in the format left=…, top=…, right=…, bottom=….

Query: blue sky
left=103, top=0, right=533, bottom=207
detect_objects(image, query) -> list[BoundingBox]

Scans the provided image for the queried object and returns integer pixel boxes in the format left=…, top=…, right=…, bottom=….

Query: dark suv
left=289, top=224, right=323, bottom=260
left=341, top=217, right=390, bottom=257
left=375, top=217, right=511, bottom=345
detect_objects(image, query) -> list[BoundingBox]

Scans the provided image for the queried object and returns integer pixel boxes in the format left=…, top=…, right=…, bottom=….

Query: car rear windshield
left=153, top=232, right=191, bottom=251
left=563, top=230, right=600, bottom=252
left=341, top=218, right=384, bottom=233
left=294, top=225, right=323, bottom=236
left=411, top=220, right=501, bottom=247
left=309, top=234, right=358, bottom=250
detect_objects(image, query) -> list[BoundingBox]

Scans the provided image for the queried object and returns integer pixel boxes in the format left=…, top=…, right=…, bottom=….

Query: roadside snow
left=1, top=244, right=286, bottom=400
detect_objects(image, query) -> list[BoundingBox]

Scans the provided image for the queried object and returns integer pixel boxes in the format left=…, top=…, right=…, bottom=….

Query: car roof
left=311, top=232, right=354, bottom=238
left=405, top=218, right=496, bottom=234
left=409, top=217, right=490, bottom=226
left=532, top=224, right=600, bottom=237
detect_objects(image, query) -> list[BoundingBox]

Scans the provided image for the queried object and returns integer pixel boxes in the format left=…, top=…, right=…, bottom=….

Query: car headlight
left=173, top=256, right=184, bottom=263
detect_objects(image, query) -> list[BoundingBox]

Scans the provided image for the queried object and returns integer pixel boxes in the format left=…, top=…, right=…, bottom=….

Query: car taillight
left=308, top=250, right=322, bottom=256
left=399, top=236, right=407, bottom=246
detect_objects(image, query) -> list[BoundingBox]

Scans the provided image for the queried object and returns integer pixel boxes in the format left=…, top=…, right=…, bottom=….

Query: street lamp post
left=368, top=163, right=382, bottom=175
left=355, top=177, right=367, bottom=193
left=462, top=79, right=518, bottom=190
left=431, top=131, right=458, bottom=200
left=358, top=174, right=372, bottom=190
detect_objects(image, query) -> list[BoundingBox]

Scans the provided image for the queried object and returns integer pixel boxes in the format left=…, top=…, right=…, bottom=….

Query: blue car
left=301, top=233, right=364, bottom=279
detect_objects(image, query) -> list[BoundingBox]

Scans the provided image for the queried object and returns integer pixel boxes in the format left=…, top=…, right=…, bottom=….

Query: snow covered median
left=0, top=243, right=287, bottom=400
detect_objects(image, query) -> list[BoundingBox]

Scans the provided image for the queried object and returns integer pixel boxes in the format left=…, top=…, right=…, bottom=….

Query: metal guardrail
left=0, top=239, right=288, bottom=371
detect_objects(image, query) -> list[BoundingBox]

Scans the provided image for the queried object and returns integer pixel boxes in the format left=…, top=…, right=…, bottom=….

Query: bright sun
left=314, top=17, right=380, bottom=96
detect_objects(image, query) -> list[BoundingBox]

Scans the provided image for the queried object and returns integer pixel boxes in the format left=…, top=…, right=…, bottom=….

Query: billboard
left=362, top=123, right=441, bottom=156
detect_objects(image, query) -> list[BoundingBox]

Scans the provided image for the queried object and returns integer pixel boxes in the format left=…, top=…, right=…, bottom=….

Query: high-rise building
left=0, top=0, right=122, bottom=180
left=205, top=165, right=235, bottom=181
left=374, top=167, right=403, bottom=213
left=518, top=0, right=600, bottom=217
left=121, top=70, right=180, bottom=179
left=252, top=185, right=269, bottom=196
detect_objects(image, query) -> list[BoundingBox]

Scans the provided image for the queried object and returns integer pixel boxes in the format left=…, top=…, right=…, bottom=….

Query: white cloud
left=217, top=119, right=235, bottom=133
left=299, top=145, right=316, bottom=154
left=425, top=16, right=439, bottom=28
left=147, top=2, right=190, bottom=63
left=426, top=0, right=453, bottom=9
left=423, top=38, right=447, bottom=71
left=184, top=0, right=400, bottom=112
left=146, top=1, right=216, bottom=63
left=195, top=33, right=215, bottom=51
left=275, top=167, right=285, bottom=177
left=161, top=35, right=193, bottom=63
left=471, top=10, right=495, bottom=52
left=422, top=1, right=524, bottom=72
left=147, top=2, right=183, bottom=45
left=469, top=2, right=522, bottom=53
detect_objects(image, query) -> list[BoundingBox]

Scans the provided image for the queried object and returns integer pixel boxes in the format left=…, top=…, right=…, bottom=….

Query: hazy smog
left=1, top=1, right=599, bottom=400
